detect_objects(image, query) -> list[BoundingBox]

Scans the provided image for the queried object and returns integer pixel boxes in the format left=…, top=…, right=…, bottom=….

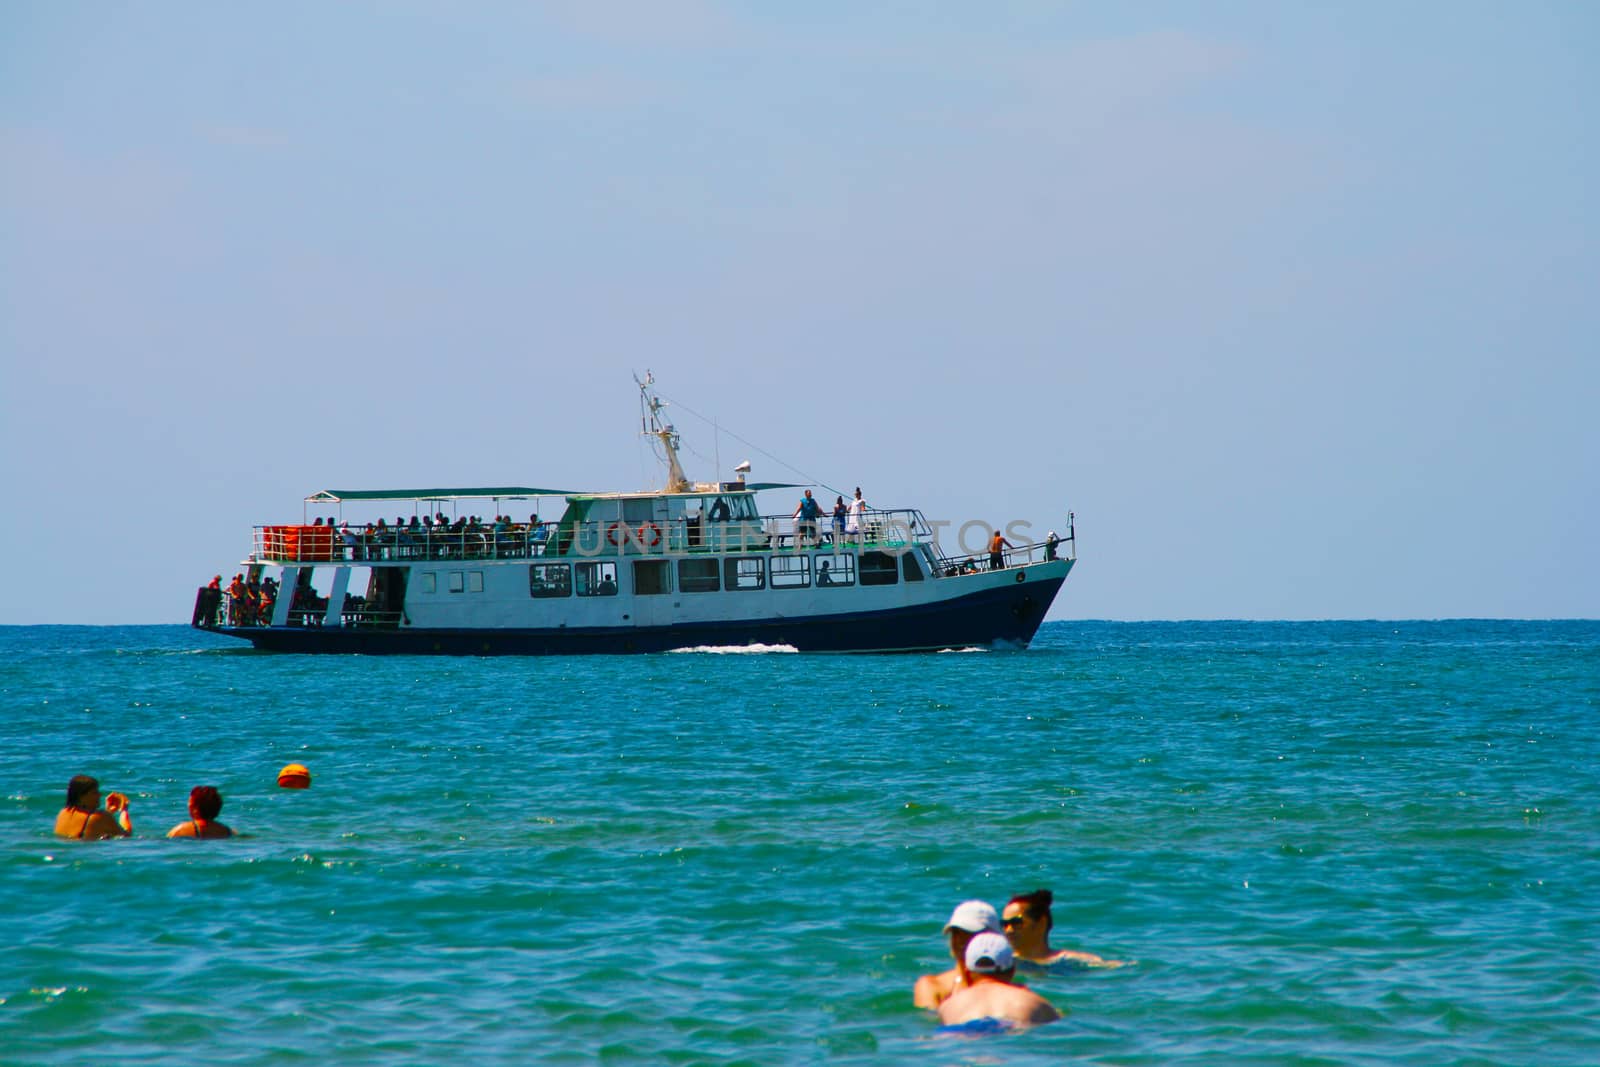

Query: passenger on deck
left=914, top=900, right=1002, bottom=1009
left=193, top=575, right=223, bottom=627
left=341, top=522, right=357, bottom=561
left=54, top=775, right=132, bottom=839
left=227, top=574, right=248, bottom=624
left=530, top=514, right=548, bottom=555
left=245, top=577, right=264, bottom=624
left=832, top=496, right=847, bottom=543
left=1002, top=888, right=1129, bottom=970
left=794, top=490, right=825, bottom=546
left=936, top=933, right=1061, bottom=1030
left=708, top=497, right=731, bottom=522
left=817, top=560, right=834, bottom=586
left=846, top=487, right=868, bottom=536
left=988, top=528, right=1014, bottom=571
left=1044, top=530, right=1061, bottom=561
left=167, top=785, right=234, bottom=839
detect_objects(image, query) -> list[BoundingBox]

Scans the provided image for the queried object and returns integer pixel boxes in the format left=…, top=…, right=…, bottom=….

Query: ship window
left=771, top=555, right=810, bottom=589
left=421, top=572, right=437, bottom=594
left=815, top=553, right=855, bottom=587
left=632, top=559, right=671, bottom=596
left=468, top=571, right=485, bottom=593
left=860, top=551, right=898, bottom=586
left=724, top=557, right=764, bottom=590
left=577, top=561, right=619, bottom=597
left=901, top=554, right=924, bottom=582
left=530, top=563, right=572, bottom=598
left=678, top=558, right=719, bottom=593
left=448, top=571, right=465, bottom=593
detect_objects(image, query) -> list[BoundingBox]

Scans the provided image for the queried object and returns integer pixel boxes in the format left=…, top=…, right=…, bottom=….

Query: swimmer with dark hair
left=54, top=775, right=133, bottom=839
left=1002, top=888, right=1130, bottom=970
left=167, top=786, right=234, bottom=839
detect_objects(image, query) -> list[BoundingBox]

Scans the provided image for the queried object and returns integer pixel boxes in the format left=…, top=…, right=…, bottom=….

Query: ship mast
left=636, top=370, right=690, bottom=493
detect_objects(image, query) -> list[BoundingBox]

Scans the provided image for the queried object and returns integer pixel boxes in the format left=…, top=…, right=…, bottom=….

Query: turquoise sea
left=2, top=621, right=1597, bottom=1065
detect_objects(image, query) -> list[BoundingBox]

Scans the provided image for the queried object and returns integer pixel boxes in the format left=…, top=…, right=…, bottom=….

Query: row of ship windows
left=531, top=550, right=921, bottom=598
left=415, top=551, right=924, bottom=598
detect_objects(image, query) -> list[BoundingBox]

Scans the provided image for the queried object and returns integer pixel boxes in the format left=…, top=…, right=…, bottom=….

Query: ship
left=191, top=374, right=1075, bottom=654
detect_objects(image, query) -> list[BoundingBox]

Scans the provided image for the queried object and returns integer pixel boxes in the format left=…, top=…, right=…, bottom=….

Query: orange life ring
left=637, top=522, right=661, bottom=548
left=606, top=521, right=627, bottom=546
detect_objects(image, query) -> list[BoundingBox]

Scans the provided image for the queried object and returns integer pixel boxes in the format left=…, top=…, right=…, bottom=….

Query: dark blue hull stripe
left=205, top=576, right=1066, bottom=655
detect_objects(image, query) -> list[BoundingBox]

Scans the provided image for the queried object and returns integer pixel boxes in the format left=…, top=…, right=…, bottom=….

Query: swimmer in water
left=53, top=775, right=133, bottom=839
left=914, top=900, right=1001, bottom=1009
left=166, top=785, right=234, bottom=839
left=1002, top=888, right=1130, bottom=970
left=937, top=932, right=1060, bottom=1030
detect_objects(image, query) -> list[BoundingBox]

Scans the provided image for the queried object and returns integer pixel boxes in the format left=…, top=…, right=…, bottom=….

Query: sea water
left=1, top=621, right=1597, bottom=1065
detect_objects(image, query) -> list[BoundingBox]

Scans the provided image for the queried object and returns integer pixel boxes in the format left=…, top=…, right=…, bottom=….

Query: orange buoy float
left=277, top=763, right=312, bottom=789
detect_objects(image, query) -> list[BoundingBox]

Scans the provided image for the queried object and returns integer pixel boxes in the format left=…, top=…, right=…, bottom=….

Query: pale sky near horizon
left=2, top=2, right=1596, bottom=624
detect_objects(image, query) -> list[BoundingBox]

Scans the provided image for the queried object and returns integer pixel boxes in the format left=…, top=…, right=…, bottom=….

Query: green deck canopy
left=305, top=487, right=577, bottom=503
left=306, top=482, right=805, bottom=504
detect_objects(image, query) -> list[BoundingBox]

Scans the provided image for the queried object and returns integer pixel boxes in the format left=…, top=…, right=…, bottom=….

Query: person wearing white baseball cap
left=913, top=900, right=1001, bottom=1009
left=936, top=931, right=1061, bottom=1030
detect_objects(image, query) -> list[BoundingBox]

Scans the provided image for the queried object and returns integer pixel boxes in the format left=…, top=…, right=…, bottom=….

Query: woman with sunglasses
left=1001, top=888, right=1129, bottom=971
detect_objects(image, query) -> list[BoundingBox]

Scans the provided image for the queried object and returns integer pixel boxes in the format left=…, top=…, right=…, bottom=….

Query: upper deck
left=251, top=507, right=942, bottom=564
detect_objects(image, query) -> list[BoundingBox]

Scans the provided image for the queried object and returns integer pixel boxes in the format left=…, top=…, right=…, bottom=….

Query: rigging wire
left=653, top=388, right=844, bottom=498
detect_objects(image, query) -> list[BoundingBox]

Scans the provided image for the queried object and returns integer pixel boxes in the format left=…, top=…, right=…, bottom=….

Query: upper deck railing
left=248, top=510, right=943, bottom=564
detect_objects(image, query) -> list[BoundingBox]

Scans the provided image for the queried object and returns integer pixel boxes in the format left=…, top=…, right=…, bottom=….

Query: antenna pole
left=636, top=370, right=691, bottom=493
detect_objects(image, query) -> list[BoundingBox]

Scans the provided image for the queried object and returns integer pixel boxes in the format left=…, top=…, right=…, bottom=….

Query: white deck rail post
left=271, top=567, right=298, bottom=627
left=324, top=567, right=351, bottom=627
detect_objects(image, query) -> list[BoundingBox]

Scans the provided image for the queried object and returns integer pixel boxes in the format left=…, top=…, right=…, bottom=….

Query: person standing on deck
left=988, top=528, right=1014, bottom=571
left=846, top=487, right=868, bottom=536
left=793, top=490, right=825, bottom=546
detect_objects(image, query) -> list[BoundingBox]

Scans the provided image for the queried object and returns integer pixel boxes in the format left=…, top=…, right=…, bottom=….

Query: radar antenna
left=634, top=370, right=690, bottom=493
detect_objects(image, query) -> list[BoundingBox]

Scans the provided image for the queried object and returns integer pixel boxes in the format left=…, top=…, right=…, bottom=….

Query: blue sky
left=2, top=2, right=1595, bottom=623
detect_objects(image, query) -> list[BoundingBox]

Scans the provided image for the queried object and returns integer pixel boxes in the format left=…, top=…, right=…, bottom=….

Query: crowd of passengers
left=304, top=514, right=551, bottom=561
left=193, top=573, right=372, bottom=628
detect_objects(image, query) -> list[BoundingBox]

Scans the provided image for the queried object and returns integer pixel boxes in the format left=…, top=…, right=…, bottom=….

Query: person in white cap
left=913, top=900, right=1001, bottom=1009
left=936, top=932, right=1061, bottom=1030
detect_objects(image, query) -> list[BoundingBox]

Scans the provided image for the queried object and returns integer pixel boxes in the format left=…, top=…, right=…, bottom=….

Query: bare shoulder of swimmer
left=913, top=968, right=957, bottom=1009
